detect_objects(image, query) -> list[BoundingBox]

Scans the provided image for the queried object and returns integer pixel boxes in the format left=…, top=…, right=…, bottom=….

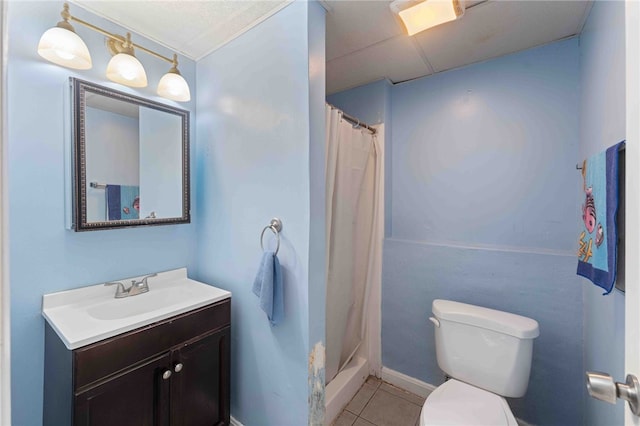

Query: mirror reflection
left=72, top=78, right=190, bottom=231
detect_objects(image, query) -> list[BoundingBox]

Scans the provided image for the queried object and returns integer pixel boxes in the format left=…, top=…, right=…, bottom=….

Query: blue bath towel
left=252, top=251, right=284, bottom=326
left=106, top=184, right=140, bottom=220
left=577, top=141, right=624, bottom=294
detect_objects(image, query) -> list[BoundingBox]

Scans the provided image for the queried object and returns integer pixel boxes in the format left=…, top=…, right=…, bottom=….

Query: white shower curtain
left=325, top=105, right=382, bottom=383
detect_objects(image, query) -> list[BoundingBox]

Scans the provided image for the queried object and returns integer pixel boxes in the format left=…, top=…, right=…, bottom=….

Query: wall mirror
left=71, top=78, right=190, bottom=231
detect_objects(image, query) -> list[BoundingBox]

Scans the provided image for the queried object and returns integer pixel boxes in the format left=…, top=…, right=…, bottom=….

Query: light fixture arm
left=67, top=14, right=123, bottom=44
left=128, top=39, right=174, bottom=65
left=55, top=3, right=76, bottom=32
left=63, top=3, right=175, bottom=65
left=167, top=54, right=181, bottom=75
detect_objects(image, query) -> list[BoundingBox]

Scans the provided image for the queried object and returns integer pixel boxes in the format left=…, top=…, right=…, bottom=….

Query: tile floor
left=332, top=376, right=430, bottom=426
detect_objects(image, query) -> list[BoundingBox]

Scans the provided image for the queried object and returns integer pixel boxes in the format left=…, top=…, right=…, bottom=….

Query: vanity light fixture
left=157, top=55, right=191, bottom=102
left=105, top=33, right=148, bottom=87
left=390, top=0, right=465, bottom=36
left=37, top=3, right=92, bottom=70
left=38, top=3, right=191, bottom=102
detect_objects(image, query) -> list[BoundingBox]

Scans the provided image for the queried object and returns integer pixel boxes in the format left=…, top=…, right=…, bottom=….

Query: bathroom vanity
left=42, top=269, right=231, bottom=426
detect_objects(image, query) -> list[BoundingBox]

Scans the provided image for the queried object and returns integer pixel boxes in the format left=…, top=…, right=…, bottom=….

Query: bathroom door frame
left=0, top=0, right=10, bottom=423
left=625, top=1, right=640, bottom=424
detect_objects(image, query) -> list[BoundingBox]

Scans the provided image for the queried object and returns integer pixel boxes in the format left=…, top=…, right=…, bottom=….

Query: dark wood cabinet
left=170, top=328, right=230, bottom=426
left=44, top=299, right=231, bottom=426
left=74, top=353, right=172, bottom=426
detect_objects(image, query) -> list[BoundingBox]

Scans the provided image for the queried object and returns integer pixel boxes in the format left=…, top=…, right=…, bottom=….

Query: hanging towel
left=106, top=184, right=140, bottom=220
left=577, top=141, right=624, bottom=294
left=252, top=251, right=284, bottom=326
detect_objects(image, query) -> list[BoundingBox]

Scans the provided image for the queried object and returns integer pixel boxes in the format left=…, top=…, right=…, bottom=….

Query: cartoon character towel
left=106, top=184, right=140, bottom=220
left=577, top=141, right=624, bottom=294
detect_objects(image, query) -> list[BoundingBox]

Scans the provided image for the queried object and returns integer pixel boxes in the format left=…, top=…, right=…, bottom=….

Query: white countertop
left=42, top=268, right=231, bottom=350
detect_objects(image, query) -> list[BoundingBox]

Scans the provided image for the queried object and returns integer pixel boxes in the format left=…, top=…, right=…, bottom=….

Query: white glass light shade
left=157, top=72, right=191, bottom=102
left=37, top=27, right=92, bottom=70
left=391, top=0, right=464, bottom=36
left=106, top=53, right=148, bottom=87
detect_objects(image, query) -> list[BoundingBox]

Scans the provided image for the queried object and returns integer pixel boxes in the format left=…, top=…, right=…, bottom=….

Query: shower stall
left=324, top=104, right=384, bottom=423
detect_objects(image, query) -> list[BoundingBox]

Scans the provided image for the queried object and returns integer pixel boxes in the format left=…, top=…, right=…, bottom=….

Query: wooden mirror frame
left=71, top=78, right=190, bottom=231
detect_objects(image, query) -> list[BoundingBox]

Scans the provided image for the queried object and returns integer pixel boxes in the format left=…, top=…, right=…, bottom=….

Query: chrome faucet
left=105, top=273, right=157, bottom=298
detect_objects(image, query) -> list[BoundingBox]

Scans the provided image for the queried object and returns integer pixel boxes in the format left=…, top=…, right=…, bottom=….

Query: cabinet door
left=74, top=353, right=172, bottom=426
left=170, top=327, right=230, bottom=426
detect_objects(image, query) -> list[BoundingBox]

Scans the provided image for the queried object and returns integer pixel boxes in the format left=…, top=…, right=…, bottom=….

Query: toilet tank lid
left=432, top=299, right=539, bottom=339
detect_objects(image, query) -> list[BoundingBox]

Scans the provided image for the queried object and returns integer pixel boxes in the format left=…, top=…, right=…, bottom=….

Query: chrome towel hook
left=260, top=218, right=283, bottom=255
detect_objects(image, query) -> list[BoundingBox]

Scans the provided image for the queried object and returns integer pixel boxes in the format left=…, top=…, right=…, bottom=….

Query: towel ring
left=260, top=218, right=283, bottom=255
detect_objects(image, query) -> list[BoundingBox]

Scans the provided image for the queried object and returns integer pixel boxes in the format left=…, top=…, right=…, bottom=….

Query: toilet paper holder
left=586, top=371, right=640, bottom=415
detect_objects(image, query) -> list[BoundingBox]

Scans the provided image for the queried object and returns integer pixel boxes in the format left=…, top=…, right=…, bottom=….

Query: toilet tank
left=431, top=299, right=539, bottom=398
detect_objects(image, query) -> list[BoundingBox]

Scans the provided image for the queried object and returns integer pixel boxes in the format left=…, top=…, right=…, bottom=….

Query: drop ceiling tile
left=415, top=1, right=589, bottom=73
left=327, top=35, right=431, bottom=94
left=325, top=0, right=404, bottom=61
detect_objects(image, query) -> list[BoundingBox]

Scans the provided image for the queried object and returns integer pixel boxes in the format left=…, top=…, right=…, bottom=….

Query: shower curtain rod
left=329, top=104, right=377, bottom=134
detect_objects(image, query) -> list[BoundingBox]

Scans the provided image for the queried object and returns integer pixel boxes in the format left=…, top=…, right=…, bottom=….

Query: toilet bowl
left=419, top=380, right=517, bottom=426
left=420, top=299, right=539, bottom=426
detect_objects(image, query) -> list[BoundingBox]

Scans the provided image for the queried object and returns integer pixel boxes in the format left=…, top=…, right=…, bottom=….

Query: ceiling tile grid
left=414, top=1, right=592, bottom=73
left=327, top=34, right=432, bottom=94
left=325, top=0, right=403, bottom=61
left=326, top=0, right=592, bottom=95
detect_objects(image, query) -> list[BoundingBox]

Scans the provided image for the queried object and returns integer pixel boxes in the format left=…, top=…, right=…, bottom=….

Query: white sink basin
left=86, top=284, right=199, bottom=321
left=42, top=268, right=231, bottom=349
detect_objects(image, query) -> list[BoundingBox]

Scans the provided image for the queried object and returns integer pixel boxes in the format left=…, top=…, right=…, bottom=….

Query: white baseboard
left=380, top=367, right=437, bottom=398
left=230, top=415, right=243, bottom=426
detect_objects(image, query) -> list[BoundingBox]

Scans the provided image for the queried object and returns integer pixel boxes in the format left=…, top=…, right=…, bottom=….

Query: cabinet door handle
left=174, top=363, right=183, bottom=373
left=162, top=369, right=172, bottom=380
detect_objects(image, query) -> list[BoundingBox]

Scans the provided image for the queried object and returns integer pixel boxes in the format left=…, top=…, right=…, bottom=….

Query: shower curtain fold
left=325, top=105, right=381, bottom=383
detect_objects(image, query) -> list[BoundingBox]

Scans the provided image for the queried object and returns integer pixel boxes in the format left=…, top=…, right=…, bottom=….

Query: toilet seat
left=420, top=379, right=518, bottom=426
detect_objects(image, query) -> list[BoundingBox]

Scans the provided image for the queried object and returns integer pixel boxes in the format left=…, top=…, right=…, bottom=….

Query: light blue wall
left=327, top=79, right=389, bottom=125
left=6, top=2, right=197, bottom=424
left=84, top=108, right=138, bottom=222
left=194, top=2, right=325, bottom=424
left=383, top=39, right=582, bottom=426
left=307, top=2, right=328, bottom=410
left=390, top=41, right=580, bottom=250
left=139, top=108, right=183, bottom=219
left=579, top=1, right=626, bottom=424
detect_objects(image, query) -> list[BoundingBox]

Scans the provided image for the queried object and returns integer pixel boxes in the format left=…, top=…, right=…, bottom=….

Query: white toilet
left=420, top=299, right=539, bottom=426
